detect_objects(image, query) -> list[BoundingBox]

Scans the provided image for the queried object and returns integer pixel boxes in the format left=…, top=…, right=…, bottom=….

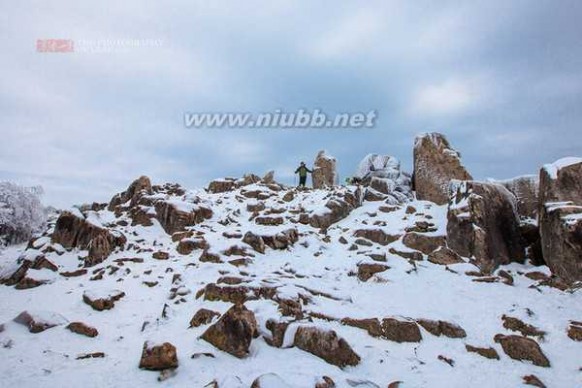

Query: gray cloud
left=1, top=0, right=581, bottom=207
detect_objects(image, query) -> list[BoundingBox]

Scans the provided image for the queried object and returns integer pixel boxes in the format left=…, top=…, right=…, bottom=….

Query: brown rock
left=494, top=334, right=550, bottom=367
left=413, top=133, right=472, bottom=205
left=200, top=304, right=258, bottom=358
left=255, top=216, right=284, bottom=226
left=309, top=195, right=358, bottom=230
left=13, top=311, right=65, bottom=333
left=389, top=248, right=423, bottom=261
left=242, top=231, right=266, bottom=254
left=447, top=181, right=525, bottom=274
left=465, top=344, right=500, bottom=360
left=208, top=179, right=236, bottom=194
left=15, top=277, right=47, bottom=289
left=265, top=319, right=290, bottom=348
left=341, top=318, right=383, bottom=337
left=402, top=232, right=445, bottom=255
left=417, top=319, right=466, bottom=338
left=293, top=326, right=360, bottom=367
left=177, top=238, right=208, bottom=255
left=83, top=290, right=125, bottom=311
left=501, top=315, right=546, bottom=339
left=154, top=200, right=212, bottom=235
left=353, top=229, right=400, bottom=246
left=261, top=228, right=299, bottom=250
left=67, top=322, right=99, bottom=337
left=427, top=247, right=464, bottom=265
left=523, top=375, right=546, bottom=388
left=199, top=250, right=222, bottom=263
left=499, top=175, right=539, bottom=219
left=152, top=251, right=169, bottom=260
left=189, top=308, right=220, bottom=328
left=139, top=342, right=178, bottom=370
left=108, top=176, right=152, bottom=210
left=567, top=321, right=582, bottom=341
left=282, top=191, right=294, bottom=202
left=312, top=150, right=337, bottom=189
left=315, top=376, right=336, bottom=388
left=357, top=263, right=389, bottom=282
left=381, top=318, right=422, bottom=343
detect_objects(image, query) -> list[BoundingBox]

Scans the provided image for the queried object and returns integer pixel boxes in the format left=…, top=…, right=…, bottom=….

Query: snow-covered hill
left=0, top=174, right=580, bottom=388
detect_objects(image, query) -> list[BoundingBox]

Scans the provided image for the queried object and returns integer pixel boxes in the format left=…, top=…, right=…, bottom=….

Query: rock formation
left=447, top=180, right=524, bottom=273
left=312, top=150, right=337, bottom=189
left=414, top=133, right=472, bottom=205
left=538, top=157, right=582, bottom=282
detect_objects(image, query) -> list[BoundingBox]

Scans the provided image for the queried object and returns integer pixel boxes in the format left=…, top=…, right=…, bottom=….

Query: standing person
left=295, top=161, right=312, bottom=187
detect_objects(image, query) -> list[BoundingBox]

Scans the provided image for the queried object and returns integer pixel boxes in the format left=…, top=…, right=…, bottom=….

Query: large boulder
left=539, top=157, right=582, bottom=282
left=200, top=304, right=259, bottom=358
left=51, top=210, right=126, bottom=267
left=308, top=189, right=362, bottom=230
left=293, top=326, right=360, bottom=368
left=496, top=175, right=539, bottom=220
left=139, top=342, right=178, bottom=370
left=413, top=133, right=472, bottom=205
left=353, top=154, right=413, bottom=203
left=154, top=201, right=212, bottom=235
left=447, top=180, right=524, bottom=273
left=312, top=150, right=337, bottom=189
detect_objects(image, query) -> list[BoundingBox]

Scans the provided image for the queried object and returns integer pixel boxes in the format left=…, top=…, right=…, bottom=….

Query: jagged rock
left=567, top=321, right=582, bottom=341
left=262, top=171, right=275, bottom=184
left=154, top=201, right=212, bottom=235
left=501, top=315, right=546, bottom=339
left=427, top=247, right=464, bottom=265
left=52, top=211, right=126, bottom=267
left=522, top=375, right=546, bottom=388
left=315, top=376, right=336, bottom=388
left=310, top=198, right=353, bottom=230
left=2, top=260, right=32, bottom=286
left=265, top=320, right=290, bottom=348
left=357, top=263, right=389, bottom=281
left=538, top=158, right=582, bottom=282
left=293, top=326, right=360, bottom=367
left=13, top=311, right=67, bottom=333
left=108, top=176, right=152, bottom=210
left=139, top=342, right=178, bottom=370
left=341, top=318, right=383, bottom=337
left=416, top=319, right=466, bottom=338
left=67, top=322, right=99, bottom=337
left=497, top=175, right=539, bottom=219
left=447, top=180, right=524, bottom=273
left=239, top=173, right=262, bottom=187
left=465, top=344, right=500, bottom=360
left=189, top=309, right=220, bottom=328
left=200, top=304, right=259, bottom=358
left=493, top=334, right=550, bottom=367
left=208, top=178, right=237, bottom=194
left=152, top=251, right=169, bottom=260
left=15, top=277, right=47, bottom=289
left=413, top=133, right=472, bottom=205
left=353, top=229, right=400, bottom=246
left=402, top=232, right=445, bottom=255
left=353, top=154, right=412, bottom=203
left=82, top=290, right=125, bottom=311
left=381, top=318, right=422, bottom=343
left=177, top=238, right=208, bottom=255
left=312, top=150, right=337, bottom=189
left=242, top=232, right=266, bottom=254
left=389, top=247, right=423, bottom=261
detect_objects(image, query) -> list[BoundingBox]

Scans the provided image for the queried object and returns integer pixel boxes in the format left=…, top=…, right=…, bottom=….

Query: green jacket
left=295, top=165, right=312, bottom=177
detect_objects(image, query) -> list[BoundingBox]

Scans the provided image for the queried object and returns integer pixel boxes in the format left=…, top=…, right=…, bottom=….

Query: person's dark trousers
left=299, top=176, right=307, bottom=187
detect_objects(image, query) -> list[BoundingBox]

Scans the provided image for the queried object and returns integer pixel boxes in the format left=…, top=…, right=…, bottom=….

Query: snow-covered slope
left=0, top=179, right=580, bottom=388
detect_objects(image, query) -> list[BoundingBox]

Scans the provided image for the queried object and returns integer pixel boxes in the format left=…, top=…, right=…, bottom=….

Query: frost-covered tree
left=0, top=182, right=47, bottom=247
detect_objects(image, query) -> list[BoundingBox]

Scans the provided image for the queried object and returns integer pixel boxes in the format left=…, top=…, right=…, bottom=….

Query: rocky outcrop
left=139, top=342, right=178, bottom=370
left=293, top=326, right=360, bottom=368
left=353, top=229, right=400, bottom=246
left=208, top=178, right=237, bottom=194
left=200, top=304, right=259, bottom=358
left=416, top=319, right=466, bottom=338
left=312, top=150, right=337, bottom=189
left=309, top=189, right=362, bottom=230
left=539, top=157, right=582, bottom=282
left=189, top=309, right=220, bottom=328
left=353, top=154, right=412, bottom=204
left=381, top=318, right=422, bottom=343
left=447, top=181, right=524, bottom=273
left=413, top=133, right=472, bottom=205
left=108, top=176, right=152, bottom=210
left=154, top=201, right=213, bottom=235
left=51, top=211, right=126, bottom=267
left=402, top=233, right=445, bottom=255
left=357, top=263, right=389, bottom=281
left=427, top=247, right=464, bottom=265
left=493, top=334, right=550, bottom=367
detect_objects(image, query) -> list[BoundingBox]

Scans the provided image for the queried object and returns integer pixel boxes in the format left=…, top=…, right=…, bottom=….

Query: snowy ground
left=0, top=185, right=580, bottom=388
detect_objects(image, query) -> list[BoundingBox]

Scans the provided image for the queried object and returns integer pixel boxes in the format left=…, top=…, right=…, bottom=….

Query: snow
left=0, top=183, right=580, bottom=388
left=542, top=157, right=582, bottom=179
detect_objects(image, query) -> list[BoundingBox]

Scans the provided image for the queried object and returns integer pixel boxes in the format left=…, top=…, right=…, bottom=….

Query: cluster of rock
left=353, top=154, right=413, bottom=204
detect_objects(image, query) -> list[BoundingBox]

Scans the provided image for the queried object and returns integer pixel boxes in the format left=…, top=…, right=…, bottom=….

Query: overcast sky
left=1, top=0, right=581, bottom=207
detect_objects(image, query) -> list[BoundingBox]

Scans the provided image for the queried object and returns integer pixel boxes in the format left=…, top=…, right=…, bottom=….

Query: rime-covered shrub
left=0, top=182, right=47, bottom=247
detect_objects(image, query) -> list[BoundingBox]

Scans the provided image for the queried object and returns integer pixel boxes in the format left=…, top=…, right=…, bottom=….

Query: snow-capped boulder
left=208, top=178, right=237, bottom=194
left=539, top=157, right=582, bottom=282
left=312, top=150, right=337, bottom=189
left=413, top=133, right=472, bottom=205
left=13, top=310, right=67, bottom=333
left=293, top=326, right=360, bottom=368
left=139, top=342, right=178, bottom=371
left=154, top=200, right=212, bottom=235
left=51, top=210, right=126, bottom=267
left=447, top=181, right=524, bottom=274
left=353, top=154, right=412, bottom=203
left=200, top=304, right=259, bottom=358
